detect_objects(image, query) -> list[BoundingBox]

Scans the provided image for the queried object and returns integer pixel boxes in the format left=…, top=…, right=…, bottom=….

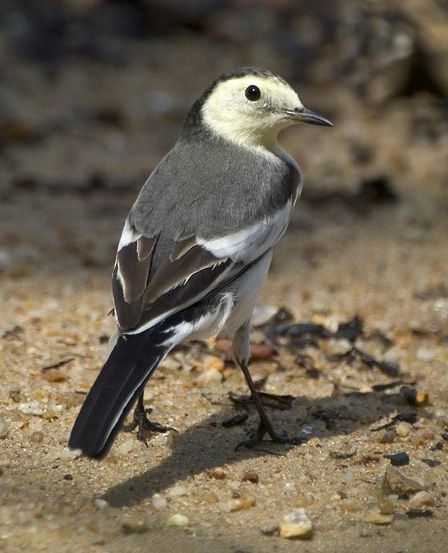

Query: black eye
left=245, top=85, right=261, bottom=101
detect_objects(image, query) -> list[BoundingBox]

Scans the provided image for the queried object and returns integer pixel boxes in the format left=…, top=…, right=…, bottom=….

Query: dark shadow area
left=104, top=388, right=428, bottom=507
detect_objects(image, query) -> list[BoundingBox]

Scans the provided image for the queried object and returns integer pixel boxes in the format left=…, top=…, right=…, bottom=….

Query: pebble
left=400, top=386, right=429, bottom=406
left=384, top=452, right=410, bottom=466
left=340, top=470, right=354, bottom=485
left=362, top=511, right=393, bottom=525
left=17, top=401, right=44, bottom=416
left=152, top=494, right=168, bottom=509
left=168, top=485, right=187, bottom=498
left=197, top=368, right=222, bottom=384
left=60, top=447, right=82, bottom=459
left=278, top=509, right=313, bottom=539
left=329, top=449, right=356, bottom=459
left=117, top=439, right=135, bottom=455
left=206, top=467, right=227, bottom=480
left=379, top=430, right=395, bottom=444
left=383, top=467, right=424, bottom=498
left=121, top=514, right=148, bottom=534
left=416, top=347, right=435, bottom=361
left=227, top=496, right=255, bottom=512
left=395, top=422, right=412, bottom=437
left=241, top=470, right=259, bottom=484
left=407, top=508, right=433, bottom=518
left=420, top=458, right=440, bottom=468
left=378, top=498, right=396, bottom=515
left=94, top=499, right=109, bottom=509
left=408, top=491, right=434, bottom=508
left=30, top=431, right=43, bottom=443
left=166, top=513, right=190, bottom=527
left=0, top=417, right=9, bottom=438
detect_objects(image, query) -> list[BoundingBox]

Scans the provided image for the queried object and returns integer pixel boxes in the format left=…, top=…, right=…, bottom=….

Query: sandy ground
left=1, top=177, right=447, bottom=552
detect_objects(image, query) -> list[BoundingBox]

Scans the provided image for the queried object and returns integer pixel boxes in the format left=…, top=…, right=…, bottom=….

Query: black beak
left=291, top=107, right=333, bottom=127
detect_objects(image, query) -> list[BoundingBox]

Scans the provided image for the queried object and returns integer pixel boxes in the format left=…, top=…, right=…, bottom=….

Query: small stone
left=250, top=343, right=275, bottom=359
left=117, top=439, right=135, bottom=455
left=18, top=401, right=44, bottom=416
left=400, top=386, right=429, bottom=406
left=406, top=508, right=433, bottom=518
left=60, top=447, right=82, bottom=459
left=430, top=441, right=443, bottom=451
left=9, top=389, right=21, bottom=403
left=362, top=511, right=393, bottom=525
left=395, top=422, right=412, bottom=437
left=384, top=452, right=410, bottom=466
left=43, top=403, right=63, bottom=420
left=408, top=491, right=434, bottom=508
left=228, top=496, right=255, bottom=512
left=94, top=499, right=109, bottom=509
left=197, top=368, right=222, bottom=384
left=166, top=513, right=190, bottom=527
left=241, top=470, right=259, bottom=484
left=329, top=449, right=356, bottom=459
left=420, top=458, right=440, bottom=468
left=383, top=467, right=424, bottom=498
left=152, top=494, right=168, bottom=509
left=340, top=470, right=354, bottom=485
left=63, top=474, right=73, bottom=481
left=168, top=485, right=187, bottom=498
left=41, top=369, right=66, bottom=383
left=416, top=347, right=435, bottom=361
left=30, top=431, right=43, bottom=443
left=206, top=467, right=227, bottom=480
left=278, top=509, right=313, bottom=539
left=0, top=417, right=9, bottom=438
left=378, top=498, right=396, bottom=515
left=379, top=430, right=395, bottom=444
left=121, top=514, right=148, bottom=534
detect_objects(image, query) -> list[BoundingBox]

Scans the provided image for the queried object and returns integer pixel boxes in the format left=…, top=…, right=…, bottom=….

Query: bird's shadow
left=103, top=387, right=427, bottom=507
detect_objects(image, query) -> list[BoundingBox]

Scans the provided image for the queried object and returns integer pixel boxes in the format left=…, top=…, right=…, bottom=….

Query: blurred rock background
left=0, top=0, right=447, bottom=275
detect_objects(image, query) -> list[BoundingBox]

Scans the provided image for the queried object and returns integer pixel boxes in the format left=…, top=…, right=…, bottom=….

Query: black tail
left=68, top=327, right=169, bottom=458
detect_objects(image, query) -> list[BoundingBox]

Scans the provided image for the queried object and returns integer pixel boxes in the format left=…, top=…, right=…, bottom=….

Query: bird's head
left=188, top=67, right=333, bottom=152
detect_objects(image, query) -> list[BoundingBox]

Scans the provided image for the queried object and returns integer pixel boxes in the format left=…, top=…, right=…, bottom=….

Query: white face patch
left=202, top=74, right=303, bottom=155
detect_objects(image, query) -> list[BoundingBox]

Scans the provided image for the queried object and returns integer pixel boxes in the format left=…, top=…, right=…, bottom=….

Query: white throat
left=202, top=108, right=289, bottom=161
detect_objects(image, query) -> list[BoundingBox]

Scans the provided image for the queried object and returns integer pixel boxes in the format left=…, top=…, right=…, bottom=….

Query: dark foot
left=124, top=395, right=176, bottom=446
left=229, top=391, right=294, bottom=411
left=234, top=360, right=300, bottom=451
left=235, top=418, right=301, bottom=450
left=133, top=407, right=175, bottom=446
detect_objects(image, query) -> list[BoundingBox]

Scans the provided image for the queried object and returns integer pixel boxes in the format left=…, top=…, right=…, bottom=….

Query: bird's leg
left=232, top=324, right=299, bottom=448
left=229, top=390, right=294, bottom=411
left=237, top=360, right=299, bottom=447
left=125, top=393, right=175, bottom=446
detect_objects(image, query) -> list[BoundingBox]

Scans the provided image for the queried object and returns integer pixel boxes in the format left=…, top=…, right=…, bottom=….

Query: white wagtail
left=69, top=67, right=332, bottom=458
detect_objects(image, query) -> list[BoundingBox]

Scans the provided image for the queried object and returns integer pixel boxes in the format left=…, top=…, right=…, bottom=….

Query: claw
left=126, top=395, right=176, bottom=446
left=236, top=419, right=301, bottom=450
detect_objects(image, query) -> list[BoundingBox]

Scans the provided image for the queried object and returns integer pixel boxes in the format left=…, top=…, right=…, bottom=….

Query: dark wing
left=112, top=219, right=238, bottom=332
left=111, top=197, right=292, bottom=334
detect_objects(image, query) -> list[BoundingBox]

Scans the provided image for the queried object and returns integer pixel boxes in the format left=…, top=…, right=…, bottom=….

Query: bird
left=68, top=67, right=333, bottom=458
